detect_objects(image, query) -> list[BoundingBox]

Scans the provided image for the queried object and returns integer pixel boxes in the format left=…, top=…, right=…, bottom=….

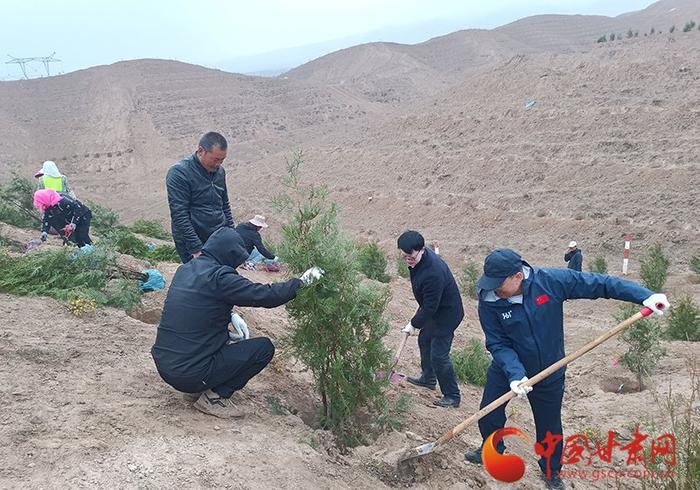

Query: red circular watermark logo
left=482, top=427, right=531, bottom=483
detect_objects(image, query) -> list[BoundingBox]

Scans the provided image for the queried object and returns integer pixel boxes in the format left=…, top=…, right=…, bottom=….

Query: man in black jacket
left=398, top=230, right=464, bottom=408
left=236, top=215, right=277, bottom=268
left=151, top=227, right=324, bottom=418
left=166, top=132, right=235, bottom=263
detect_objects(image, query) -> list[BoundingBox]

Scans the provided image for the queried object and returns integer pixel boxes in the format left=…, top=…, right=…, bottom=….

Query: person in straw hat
left=235, top=215, right=278, bottom=270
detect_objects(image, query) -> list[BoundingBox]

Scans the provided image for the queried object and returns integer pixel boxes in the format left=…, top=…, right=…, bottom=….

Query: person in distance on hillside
left=463, top=248, right=670, bottom=490
left=34, top=160, right=77, bottom=198
left=34, top=189, right=93, bottom=248
left=166, top=131, right=235, bottom=263
left=397, top=230, right=464, bottom=408
left=235, top=215, right=278, bottom=270
left=564, top=240, right=582, bottom=271
left=151, top=227, right=324, bottom=419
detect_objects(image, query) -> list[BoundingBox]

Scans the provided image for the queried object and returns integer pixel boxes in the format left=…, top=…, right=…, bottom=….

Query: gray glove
left=40, top=232, right=48, bottom=242
left=300, top=266, right=325, bottom=286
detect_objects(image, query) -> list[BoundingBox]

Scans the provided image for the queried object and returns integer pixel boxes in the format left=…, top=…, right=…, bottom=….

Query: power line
left=6, top=52, right=61, bottom=79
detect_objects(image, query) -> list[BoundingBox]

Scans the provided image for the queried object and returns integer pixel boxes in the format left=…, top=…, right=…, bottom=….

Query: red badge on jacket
left=535, top=294, right=549, bottom=306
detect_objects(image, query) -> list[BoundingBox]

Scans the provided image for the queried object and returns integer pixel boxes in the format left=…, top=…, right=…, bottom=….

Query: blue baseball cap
left=476, top=248, right=523, bottom=291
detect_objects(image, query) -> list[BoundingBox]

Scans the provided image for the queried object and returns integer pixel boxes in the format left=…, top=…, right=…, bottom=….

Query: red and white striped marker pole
left=622, top=233, right=632, bottom=275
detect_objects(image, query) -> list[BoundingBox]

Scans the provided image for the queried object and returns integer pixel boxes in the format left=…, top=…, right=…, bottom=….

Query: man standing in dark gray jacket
left=151, top=227, right=324, bottom=418
left=166, top=132, right=235, bottom=263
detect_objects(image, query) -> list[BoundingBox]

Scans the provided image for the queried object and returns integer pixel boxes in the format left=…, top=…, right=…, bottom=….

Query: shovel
left=377, top=332, right=410, bottom=384
left=400, top=305, right=661, bottom=463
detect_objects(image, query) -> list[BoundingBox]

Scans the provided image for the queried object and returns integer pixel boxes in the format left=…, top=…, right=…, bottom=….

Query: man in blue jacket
left=398, top=230, right=464, bottom=408
left=166, top=132, right=236, bottom=263
left=464, top=248, right=669, bottom=489
left=151, top=227, right=324, bottom=418
left=564, top=241, right=583, bottom=271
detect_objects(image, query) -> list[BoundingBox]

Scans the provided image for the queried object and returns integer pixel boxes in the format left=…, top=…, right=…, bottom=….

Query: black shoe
left=464, top=448, right=482, bottom=465
left=432, top=396, right=460, bottom=408
left=406, top=376, right=436, bottom=390
left=541, top=474, right=565, bottom=490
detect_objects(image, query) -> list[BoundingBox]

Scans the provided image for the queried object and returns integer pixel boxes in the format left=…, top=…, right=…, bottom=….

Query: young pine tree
left=273, top=151, right=392, bottom=445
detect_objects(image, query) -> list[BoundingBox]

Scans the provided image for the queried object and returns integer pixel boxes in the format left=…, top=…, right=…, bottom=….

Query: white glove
left=401, top=322, right=417, bottom=336
left=273, top=256, right=279, bottom=262
left=229, top=313, right=250, bottom=342
left=643, top=293, right=670, bottom=316
left=40, top=231, right=48, bottom=242
left=300, top=266, right=325, bottom=286
left=510, top=376, right=533, bottom=398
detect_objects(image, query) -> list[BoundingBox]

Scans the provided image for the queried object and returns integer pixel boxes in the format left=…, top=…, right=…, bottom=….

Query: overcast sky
left=2, top=0, right=655, bottom=79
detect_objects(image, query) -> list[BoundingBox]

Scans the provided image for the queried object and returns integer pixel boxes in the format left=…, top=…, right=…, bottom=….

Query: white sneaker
left=193, top=389, right=245, bottom=419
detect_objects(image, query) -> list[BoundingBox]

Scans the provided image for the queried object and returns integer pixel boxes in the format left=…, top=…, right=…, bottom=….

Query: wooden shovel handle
left=391, top=332, right=410, bottom=366
left=434, top=307, right=655, bottom=448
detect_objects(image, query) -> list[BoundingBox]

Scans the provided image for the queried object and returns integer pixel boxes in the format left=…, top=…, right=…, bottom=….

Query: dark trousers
left=478, top=365, right=565, bottom=476
left=417, top=329, right=460, bottom=400
left=174, top=239, right=194, bottom=264
left=71, top=213, right=93, bottom=248
left=158, top=337, right=275, bottom=398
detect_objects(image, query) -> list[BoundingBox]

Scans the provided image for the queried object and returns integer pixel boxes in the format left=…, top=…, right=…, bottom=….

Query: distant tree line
left=596, top=20, right=697, bottom=43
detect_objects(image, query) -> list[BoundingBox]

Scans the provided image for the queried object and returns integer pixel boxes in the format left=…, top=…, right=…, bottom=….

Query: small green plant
left=356, top=241, right=390, bottom=283
left=670, top=25, right=676, bottom=33
left=666, top=295, right=700, bottom=342
left=650, top=27, right=655, bottom=34
left=610, top=33, right=616, bottom=41
left=375, top=393, right=413, bottom=432
left=683, top=20, right=696, bottom=32
left=265, top=395, right=292, bottom=416
left=627, top=29, right=634, bottom=38
left=691, top=254, right=700, bottom=274
left=146, top=244, right=180, bottom=263
left=615, top=304, right=665, bottom=391
left=129, top=218, right=170, bottom=240
left=0, top=173, right=40, bottom=228
left=588, top=255, right=609, bottom=274
left=640, top=243, right=670, bottom=292
left=451, top=338, right=490, bottom=386
left=597, top=34, right=607, bottom=43
left=102, top=227, right=150, bottom=259
left=67, top=295, right=98, bottom=317
left=458, top=260, right=480, bottom=299
left=396, top=251, right=409, bottom=279
left=85, top=200, right=121, bottom=235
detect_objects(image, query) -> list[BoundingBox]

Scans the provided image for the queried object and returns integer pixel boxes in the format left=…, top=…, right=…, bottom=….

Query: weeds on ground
left=690, top=254, right=700, bottom=275
left=357, top=241, right=390, bottom=283
left=85, top=200, right=121, bottom=235
left=129, top=218, right=171, bottom=240
left=452, top=338, right=490, bottom=386
left=642, top=361, right=700, bottom=489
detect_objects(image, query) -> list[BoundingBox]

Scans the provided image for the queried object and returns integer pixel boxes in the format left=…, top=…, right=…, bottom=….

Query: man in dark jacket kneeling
left=151, top=227, right=323, bottom=418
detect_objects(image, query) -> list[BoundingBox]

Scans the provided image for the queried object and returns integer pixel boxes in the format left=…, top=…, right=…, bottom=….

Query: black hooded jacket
left=40, top=196, right=91, bottom=234
left=151, top=227, right=302, bottom=375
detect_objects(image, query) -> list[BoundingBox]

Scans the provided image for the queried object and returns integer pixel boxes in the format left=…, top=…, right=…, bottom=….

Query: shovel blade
left=413, top=441, right=435, bottom=457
